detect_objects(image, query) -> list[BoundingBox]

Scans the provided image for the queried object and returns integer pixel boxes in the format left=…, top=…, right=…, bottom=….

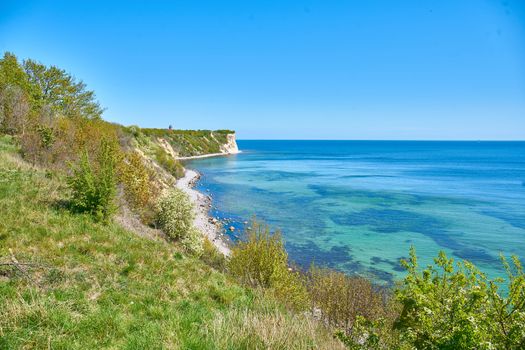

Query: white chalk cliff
left=220, top=133, right=240, bottom=154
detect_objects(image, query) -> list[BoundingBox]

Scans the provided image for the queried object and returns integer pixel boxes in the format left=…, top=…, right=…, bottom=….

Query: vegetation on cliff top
left=127, top=126, right=236, bottom=157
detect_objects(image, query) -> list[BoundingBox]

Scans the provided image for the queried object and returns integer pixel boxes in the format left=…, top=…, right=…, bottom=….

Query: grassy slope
left=0, top=135, right=341, bottom=349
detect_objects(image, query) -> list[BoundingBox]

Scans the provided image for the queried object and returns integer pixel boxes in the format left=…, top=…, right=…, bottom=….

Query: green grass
left=0, top=135, right=341, bottom=349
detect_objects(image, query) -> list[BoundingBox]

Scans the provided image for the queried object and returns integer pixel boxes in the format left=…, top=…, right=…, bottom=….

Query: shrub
left=308, top=265, right=390, bottom=332
left=155, top=188, right=195, bottom=240
left=68, top=138, right=119, bottom=222
left=181, top=227, right=204, bottom=256
left=0, top=85, right=30, bottom=135
left=308, top=265, right=401, bottom=349
left=394, top=247, right=525, bottom=350
left=229, top=219, right=310, bottom=310
left=19, top=113, right=120, bottom=170
left=120, top=151, right=158, bottom=220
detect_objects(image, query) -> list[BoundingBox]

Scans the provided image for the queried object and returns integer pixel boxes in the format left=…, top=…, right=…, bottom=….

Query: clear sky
left=1, top=0, right=524, bottom=140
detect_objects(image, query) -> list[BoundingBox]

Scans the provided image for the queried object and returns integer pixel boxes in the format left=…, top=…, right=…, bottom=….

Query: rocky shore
left=175, top=168, right=231, bottom=255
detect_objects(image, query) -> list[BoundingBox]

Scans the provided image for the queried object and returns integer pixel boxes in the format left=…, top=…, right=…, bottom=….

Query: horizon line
left=235, top=139, right=525, bottom=142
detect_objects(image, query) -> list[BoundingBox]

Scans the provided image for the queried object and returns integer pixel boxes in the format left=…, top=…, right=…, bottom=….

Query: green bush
left=156, top=188, right=195, bottom=240
left=393, top=247, right=525, bottom=350
left=120, top=151, right=158, bottom=223
left=229, top=219, right=310, bottom=310
left=68, top=138, right=119, bottom=222
left=181, top=227, right=204, bottom=256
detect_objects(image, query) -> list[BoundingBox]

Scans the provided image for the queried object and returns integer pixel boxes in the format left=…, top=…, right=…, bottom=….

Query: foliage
left=119, top=151, right=158, bottom=220
left=394, top=247, right=525, bottom=350
left=307, top=265, right=401, bottom=349
left=36, top=123, right=55, bottom=148
left=0, top=52, right=102, bottom=139
left=155, top=146, right=184, bottom=178
left=309, top=265, right=392, bottom=329
left=0, top=53, right=31, bottom=90
left=0, top=85, right=30, bottom=135
left=23, top=58, right=103, bottom=119
left=335, top=317, right=392, bottom=350
left=181, top=227, right=204, bottom=256
left=156, top=188, right=195, bottom=240
left=229, top=219, right=310, bottom=310
left=140, top=127, right=234, bottom=157
left=0, top=53, right=32, bottom=134
left=68, top=138, right=119, bottom=222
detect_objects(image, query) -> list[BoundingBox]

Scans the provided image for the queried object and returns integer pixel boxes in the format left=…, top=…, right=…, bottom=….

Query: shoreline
left=175, top=168, right=231, bottom=255
left=176, top=150, right=241, bottom=161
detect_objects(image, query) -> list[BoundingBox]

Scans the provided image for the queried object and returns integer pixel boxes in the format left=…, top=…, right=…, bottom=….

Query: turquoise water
left=187, top=141, right=525, bottom=284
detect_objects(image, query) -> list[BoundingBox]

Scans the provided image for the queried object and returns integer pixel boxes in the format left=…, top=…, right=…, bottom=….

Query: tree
left=0, top=52, right=31, bottom=92
left=23, top=58, right=103, bottom=119
left=0, top=53, right=32, bottom=134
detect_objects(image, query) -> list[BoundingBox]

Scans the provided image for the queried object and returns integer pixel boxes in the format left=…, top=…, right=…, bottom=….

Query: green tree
left=0, top=52, right=32, bottom=133
left=23, top=58, right=103, bottom=119
left=0, top=52, right=31, bottom=92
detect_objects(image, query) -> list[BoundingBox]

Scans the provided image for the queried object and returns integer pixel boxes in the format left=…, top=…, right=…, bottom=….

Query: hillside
left=0, top=135, right=341, bottom=349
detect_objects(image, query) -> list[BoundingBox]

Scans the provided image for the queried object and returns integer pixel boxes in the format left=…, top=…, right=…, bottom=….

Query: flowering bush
left=120, top=151, right=158, bottom=220
left=156, top=188, right=194, bottom=240
left=181, top=227, right=204, bottom=256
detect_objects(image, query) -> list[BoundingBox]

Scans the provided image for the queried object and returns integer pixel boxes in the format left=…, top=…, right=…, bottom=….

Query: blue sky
left=1, top=0, right=524, bottom=140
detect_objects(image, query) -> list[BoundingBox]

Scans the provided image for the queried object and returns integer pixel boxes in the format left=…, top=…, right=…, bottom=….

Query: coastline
left=176, top=150, right=241, bottom=161
left=176, top=168, right=231, bottom=255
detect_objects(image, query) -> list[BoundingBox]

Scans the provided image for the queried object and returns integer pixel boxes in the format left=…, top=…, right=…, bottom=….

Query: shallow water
left=187, top=141, right=525, bottom=284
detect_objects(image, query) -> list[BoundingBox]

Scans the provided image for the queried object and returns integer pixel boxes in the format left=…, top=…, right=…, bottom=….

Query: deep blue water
left=187, top=141, right=525, bottom=284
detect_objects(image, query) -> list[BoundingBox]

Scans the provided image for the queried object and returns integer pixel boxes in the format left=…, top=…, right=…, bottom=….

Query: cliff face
left=219, top=133, right=239, bottom=155
left=133, top=128, right=238, bottom=158
left=127, top=127, right=239, bottom=180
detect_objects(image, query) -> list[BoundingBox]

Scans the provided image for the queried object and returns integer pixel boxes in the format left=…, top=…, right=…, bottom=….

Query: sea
left=186, top=140, right=525, bottom=285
